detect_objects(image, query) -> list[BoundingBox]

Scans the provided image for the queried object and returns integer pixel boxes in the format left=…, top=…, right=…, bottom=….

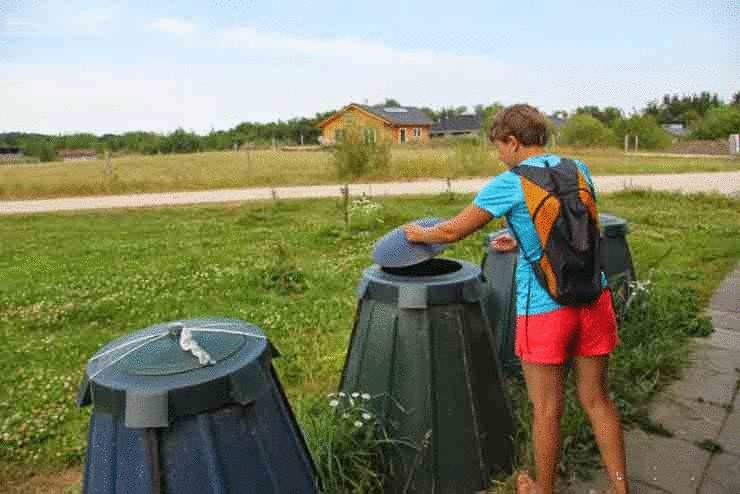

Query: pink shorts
left=515, top=289, right=619, bottom=365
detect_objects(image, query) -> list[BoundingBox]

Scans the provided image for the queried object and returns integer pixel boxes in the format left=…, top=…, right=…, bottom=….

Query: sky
left=1, top=0, right=738, bottom=134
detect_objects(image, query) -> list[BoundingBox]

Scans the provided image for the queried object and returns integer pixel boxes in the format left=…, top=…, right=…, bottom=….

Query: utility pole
left=634, top=135, right=639, bottom=152
left=624, top=134, right=629, bottom=153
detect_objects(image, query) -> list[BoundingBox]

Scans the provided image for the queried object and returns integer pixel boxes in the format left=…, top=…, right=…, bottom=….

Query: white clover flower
left=362, top=413, right=373, bottom=421
left=329, top=400, right=339, bottom=408
left=342, top=413, right=350, bottom=419
left=351, top=392, right=360, bottom=398
left=338, top=392, right=346, bottom=398
left=354, top=421, right=363, bottom=428
left=361, top=393, right=371, bottom=400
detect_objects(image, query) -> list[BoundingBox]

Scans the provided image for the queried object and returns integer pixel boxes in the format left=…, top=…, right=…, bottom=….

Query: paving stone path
left=567, top=265, right=740, bottom=494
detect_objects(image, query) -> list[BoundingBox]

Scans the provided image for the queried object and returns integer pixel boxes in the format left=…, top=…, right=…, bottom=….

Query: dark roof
left=431, top=114, right=483, bottom=133
left=357, top=104, right=435, bottom=126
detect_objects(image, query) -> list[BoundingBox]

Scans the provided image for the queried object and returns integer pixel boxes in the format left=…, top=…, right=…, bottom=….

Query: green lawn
left=0, top=191, right=738, bottom=491
left=1, top=146, right=738, bottom=200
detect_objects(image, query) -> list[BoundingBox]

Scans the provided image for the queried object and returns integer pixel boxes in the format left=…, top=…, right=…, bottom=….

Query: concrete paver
left=702, top=328, right=740, bottom=352
left=647, top=395, right=726, bottom=445
left=699, top=453, right=740, bottom=494
left=1, top=171, right=739, bottom=215
left=716, top=409, right=740, bottom=456
left=665, top=362, right=737, bottom=407
left=710, top=290, right=740, bottom=313
left=707, top=310, right=740, bottom=332
left=624, top=429, right=709, bottom=493
left=687, top=342, right=740, bottom=380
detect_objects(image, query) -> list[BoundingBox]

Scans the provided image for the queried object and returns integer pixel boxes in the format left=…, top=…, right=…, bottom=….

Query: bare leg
left=520, top=362, right=567, bottom=494
left=573, top=355, right=628, bottom=494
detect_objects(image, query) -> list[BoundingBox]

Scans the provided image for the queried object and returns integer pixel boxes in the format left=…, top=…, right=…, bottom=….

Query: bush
left=558, top=114, right=616, bottom=147
left=333, top=124, right=391, bottom=179
left=691, top=106, right=740, bottom=139
left=614, top=114, right=672, bottom=150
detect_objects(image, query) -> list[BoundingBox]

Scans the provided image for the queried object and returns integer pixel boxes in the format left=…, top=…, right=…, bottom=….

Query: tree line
left=1, top=91, right=738, bottom=161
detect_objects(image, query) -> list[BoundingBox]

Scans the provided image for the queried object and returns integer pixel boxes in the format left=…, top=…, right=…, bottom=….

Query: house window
left=413, top=127, right=421, bottom=138
left=334, top=129, right=345, bottom=143
left=363, top=127, right=377, bottom=144
left=399, top=128, right=407, bottom=143
left=343, top=113, right=354, bottom=126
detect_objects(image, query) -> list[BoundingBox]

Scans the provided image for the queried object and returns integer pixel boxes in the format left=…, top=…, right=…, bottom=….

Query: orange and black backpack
left=510, top=158, right=603, bottom=306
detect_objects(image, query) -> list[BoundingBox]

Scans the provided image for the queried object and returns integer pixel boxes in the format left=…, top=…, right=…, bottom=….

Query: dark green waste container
left=77, top=318, right=319, bottom=494
left=340, top=258, right=515, bottom=493
left=481, top=213, right=636, bottom=376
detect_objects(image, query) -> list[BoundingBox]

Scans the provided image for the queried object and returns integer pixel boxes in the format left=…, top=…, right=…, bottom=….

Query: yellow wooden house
left=317, top=103, right=434, bottom=144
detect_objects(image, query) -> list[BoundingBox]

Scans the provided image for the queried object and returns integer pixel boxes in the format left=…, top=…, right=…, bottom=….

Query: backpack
left=510, top=158, right=603, bottom=306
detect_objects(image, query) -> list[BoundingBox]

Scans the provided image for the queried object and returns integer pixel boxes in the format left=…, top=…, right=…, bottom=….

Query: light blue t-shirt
left=474, top=154, right=606, bottom=316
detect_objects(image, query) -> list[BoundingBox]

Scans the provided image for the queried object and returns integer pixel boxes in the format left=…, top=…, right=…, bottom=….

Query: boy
left=404, top=104, right=627, bottom=494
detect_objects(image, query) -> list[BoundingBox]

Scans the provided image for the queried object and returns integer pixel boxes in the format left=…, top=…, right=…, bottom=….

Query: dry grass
left=0, top=146, right=737, bottom=201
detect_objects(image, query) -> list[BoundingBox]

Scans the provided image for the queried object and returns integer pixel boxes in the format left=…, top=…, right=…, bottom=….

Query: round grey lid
left=357, top=258, right=483, bottom=308
left=77, top=318, right=276, bottom=428
left=372, top=217, right=450, bottom=268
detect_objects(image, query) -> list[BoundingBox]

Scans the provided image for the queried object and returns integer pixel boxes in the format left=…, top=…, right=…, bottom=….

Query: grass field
left=0, top=190, right=738, bottom=492
left=1, top=146, right=738, bottom=201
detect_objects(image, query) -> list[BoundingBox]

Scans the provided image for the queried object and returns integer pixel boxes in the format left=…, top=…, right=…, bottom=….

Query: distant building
left=0, top=146, right=23, bottom=161
left=661, top=122, right=690, bottom=138
left=59, top=149, right=97, bottom=161
left=317, top=103, right=434, bottom=144
left=430, top=114, right=483, bottom=138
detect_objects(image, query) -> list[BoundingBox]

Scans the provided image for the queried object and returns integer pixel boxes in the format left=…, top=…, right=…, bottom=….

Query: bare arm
left=404, top=205, right=494, bottom=244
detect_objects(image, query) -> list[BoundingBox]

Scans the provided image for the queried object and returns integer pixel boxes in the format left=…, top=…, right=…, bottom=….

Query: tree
left=691, top=106, right=740, bottom=139
left=644, top=92, right=723, bottom=124
left=383, top=98, right=401, bottom=107
left=559, top=115, right=616, bottom=147
left=574, top=106, right=623, bottom=128
left=419, top=106, right=438, bottom=121
left=732, top=91, right=740, bottom=106
left=614, top=115, right=672, bottom=150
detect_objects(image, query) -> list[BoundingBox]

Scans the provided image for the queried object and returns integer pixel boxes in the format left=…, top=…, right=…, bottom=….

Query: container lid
left=77, top=318, right=277, bottom=428
left=372, top=217, right=450, bottom=268
left=357, top=259, right=483, bottom=309
left=599, top=213, right=629, bottom=237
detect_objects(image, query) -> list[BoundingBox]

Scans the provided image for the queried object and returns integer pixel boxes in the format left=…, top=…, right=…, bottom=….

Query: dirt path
left=1, top=171, right=739, bottom=215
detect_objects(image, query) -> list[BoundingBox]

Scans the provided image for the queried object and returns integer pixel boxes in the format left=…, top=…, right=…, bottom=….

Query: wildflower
left=342, top=413, right=350, bottom=419
left=362, top=413, right=373, bottom=421
left=361, top=393, right=371, bottom=400
left=338, top=392, right=346, bottom=398
left=354, top=421, right=363, bottom=428
left=329, top=400, right=339, bottom=408
left=351, top=392, right=360, bottom=399
left=326, top=392, right=336, bottom=399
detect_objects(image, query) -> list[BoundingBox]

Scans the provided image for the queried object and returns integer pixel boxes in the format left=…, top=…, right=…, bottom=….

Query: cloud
left=149, top=18, right=196, bottom=36
left=1, top=23, right=736, bottom=134
left=2, top=7, right=115, bottom=36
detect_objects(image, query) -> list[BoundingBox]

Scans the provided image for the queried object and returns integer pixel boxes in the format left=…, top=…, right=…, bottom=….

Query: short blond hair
left=489, top=104, right=550, bottom=146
